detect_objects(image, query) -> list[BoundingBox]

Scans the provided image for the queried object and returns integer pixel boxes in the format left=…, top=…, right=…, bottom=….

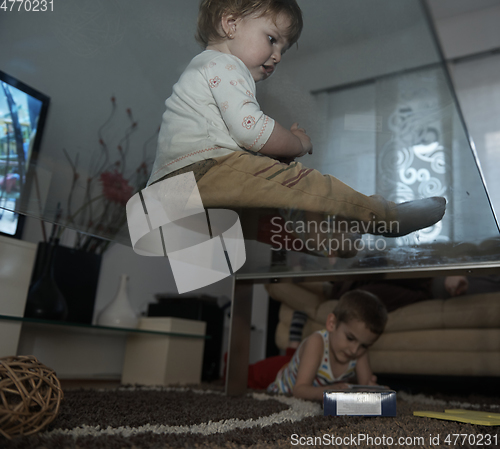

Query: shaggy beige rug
left=2, top=385, right=499, bottom=448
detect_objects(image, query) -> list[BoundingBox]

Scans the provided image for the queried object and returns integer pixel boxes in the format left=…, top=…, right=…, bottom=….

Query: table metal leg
left=225, top=278, right=253, bottom=396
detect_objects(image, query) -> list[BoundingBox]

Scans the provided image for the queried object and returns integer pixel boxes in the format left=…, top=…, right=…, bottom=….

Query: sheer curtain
left=315, top=67, right=454, bottom=245
left=314, top=55, right=500, bottom=245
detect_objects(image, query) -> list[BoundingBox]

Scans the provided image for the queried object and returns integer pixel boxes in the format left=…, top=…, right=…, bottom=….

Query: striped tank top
left=267, top=329, right=357, bottom=394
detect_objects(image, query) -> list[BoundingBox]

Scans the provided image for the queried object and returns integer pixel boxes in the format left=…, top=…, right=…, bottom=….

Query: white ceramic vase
left=97, top=274, right=138, bottom=328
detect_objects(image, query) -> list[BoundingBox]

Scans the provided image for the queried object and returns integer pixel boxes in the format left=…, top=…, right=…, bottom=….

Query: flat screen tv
left=0, top=71, right=50, bottom=239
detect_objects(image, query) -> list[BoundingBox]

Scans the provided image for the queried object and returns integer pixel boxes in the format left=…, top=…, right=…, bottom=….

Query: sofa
left=266, top=281, right=500, bottom=377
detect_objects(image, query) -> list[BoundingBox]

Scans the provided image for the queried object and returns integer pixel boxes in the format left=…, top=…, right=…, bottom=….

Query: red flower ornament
left=100, top=170, right=134, bottom=205
left=209, top=77, right=221, bottom=88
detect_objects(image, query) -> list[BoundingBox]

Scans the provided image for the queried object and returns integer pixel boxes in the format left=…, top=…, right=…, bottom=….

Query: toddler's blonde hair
left=196, top=0, right=303, bottom=48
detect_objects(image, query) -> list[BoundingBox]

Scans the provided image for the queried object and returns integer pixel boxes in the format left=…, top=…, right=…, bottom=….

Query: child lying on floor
left=147, top=0, right=446, bottom=256
left=248, top=290, right=388, bottom=401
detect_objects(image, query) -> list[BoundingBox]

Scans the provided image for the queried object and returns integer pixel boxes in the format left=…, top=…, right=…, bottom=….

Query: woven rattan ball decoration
left=0, top=355, right=63, bottom=439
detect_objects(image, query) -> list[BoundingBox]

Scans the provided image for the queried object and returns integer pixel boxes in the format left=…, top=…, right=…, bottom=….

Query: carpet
left=2, top=385, right=499, bottom=448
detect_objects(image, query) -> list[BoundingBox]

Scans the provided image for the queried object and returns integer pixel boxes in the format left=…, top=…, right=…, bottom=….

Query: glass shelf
left=0, top=314, right=209, bottom=340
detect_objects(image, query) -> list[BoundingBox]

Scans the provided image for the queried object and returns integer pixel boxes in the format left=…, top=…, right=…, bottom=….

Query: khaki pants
left=196, top=152, right=396, bottom=225
left=155, top=151, right=398, bottom=256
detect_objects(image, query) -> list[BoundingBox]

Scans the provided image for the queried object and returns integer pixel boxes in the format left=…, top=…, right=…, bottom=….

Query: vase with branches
left=60, top=96, right=157, bottom=255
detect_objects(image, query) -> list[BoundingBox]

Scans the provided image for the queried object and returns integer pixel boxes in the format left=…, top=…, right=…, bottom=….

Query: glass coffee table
left=1, top=0, right=499, bottom=394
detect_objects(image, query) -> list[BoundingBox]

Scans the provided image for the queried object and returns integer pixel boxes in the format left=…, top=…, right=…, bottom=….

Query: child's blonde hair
left=196, top=0, right=303, bottom=48
left=333, top=290, right=388, bottom=335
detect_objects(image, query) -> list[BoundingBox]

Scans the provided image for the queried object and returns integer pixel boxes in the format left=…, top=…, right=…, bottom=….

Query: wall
left=432, top=4, right=500, bottom=219
left=0, top=0, right=201, bottom=218
left=432, top=3, right=500, bottom=59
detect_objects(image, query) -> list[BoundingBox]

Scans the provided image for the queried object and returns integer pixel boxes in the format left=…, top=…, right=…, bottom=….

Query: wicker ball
left=0, top=355, right=63, bottom=439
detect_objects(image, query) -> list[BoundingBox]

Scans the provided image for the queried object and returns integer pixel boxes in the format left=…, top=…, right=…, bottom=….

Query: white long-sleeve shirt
left=148, top=50, right=275, bottom=185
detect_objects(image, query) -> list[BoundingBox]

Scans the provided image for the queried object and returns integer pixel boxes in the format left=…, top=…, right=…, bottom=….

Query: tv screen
left=0, top=71, right=50, bottom=238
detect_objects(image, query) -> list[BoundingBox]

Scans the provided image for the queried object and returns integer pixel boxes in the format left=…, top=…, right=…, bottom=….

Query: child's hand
left=290, top=123, right=313, bottom=157
left=331, top=382, right=350, bottom=390
left=445, top=276, right=469, bottom=296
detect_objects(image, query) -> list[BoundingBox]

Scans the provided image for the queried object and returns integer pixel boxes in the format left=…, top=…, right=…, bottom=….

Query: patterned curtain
left=375, top=67, right=452, bottom=245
